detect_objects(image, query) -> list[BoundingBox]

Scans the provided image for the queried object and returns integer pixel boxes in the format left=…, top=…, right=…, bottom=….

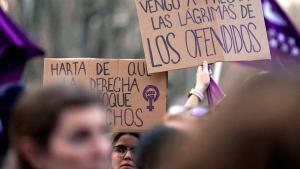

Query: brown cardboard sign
left=43, top=58, right=167, bottom=132
left=135, top=0, right=271, bottom=73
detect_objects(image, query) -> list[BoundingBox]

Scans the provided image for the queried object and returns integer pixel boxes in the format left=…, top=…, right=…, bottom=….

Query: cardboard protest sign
left=135, top=0, right=271, bottom=73
left=43, top=58, right=167, bottom=132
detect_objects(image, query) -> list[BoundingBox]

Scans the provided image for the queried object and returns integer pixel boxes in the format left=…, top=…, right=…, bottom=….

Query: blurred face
left=43, top=105, right=111, bottom=169
left=111, top=134, right=138, bottom=169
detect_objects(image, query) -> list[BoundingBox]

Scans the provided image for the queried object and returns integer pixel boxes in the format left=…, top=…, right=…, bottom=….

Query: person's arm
left=185, top=61, right=211, bottom=108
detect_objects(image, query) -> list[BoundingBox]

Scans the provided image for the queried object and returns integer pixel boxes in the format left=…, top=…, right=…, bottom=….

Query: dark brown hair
left=10, top=85, right=105, bottom=169
left=112, top=133, right=140, bottom=146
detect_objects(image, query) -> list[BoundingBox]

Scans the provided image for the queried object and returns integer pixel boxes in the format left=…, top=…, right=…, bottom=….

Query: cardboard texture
left=43, top=58, right=167, bottom=132
left=135, top=0, right=271, bottom=73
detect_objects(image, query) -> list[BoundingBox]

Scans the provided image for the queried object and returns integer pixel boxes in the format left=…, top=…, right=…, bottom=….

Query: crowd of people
left=0, top=61, right=300, bottom=169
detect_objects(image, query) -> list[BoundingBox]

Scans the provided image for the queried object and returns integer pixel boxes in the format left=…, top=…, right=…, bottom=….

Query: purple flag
left=240, top=0, right=300, bottom=72
left=206, top=64, right=226, bottom=107
left=208, top=76, right=225, bottom=107
left=0, top=7, right=44, bottom=86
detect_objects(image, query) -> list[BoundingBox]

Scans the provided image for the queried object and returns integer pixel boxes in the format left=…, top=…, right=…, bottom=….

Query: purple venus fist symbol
left=143, top=85, right=160, bottom=112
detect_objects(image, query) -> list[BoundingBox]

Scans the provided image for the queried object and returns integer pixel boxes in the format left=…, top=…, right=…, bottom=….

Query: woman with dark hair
left=110, top=61, right=211, bottom=169
left=111, top=133, right=139, bottom=169
left=3, top=85, right=110, bottom=169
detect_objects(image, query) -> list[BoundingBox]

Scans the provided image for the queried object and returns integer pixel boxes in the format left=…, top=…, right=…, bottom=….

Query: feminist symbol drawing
left=143, top=85, right=160, bottom=112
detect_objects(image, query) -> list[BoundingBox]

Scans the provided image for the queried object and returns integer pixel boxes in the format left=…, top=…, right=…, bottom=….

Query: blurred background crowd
left=1, top=0, right=299, bottom=106
left=0, top=0, right=300, bottom=169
